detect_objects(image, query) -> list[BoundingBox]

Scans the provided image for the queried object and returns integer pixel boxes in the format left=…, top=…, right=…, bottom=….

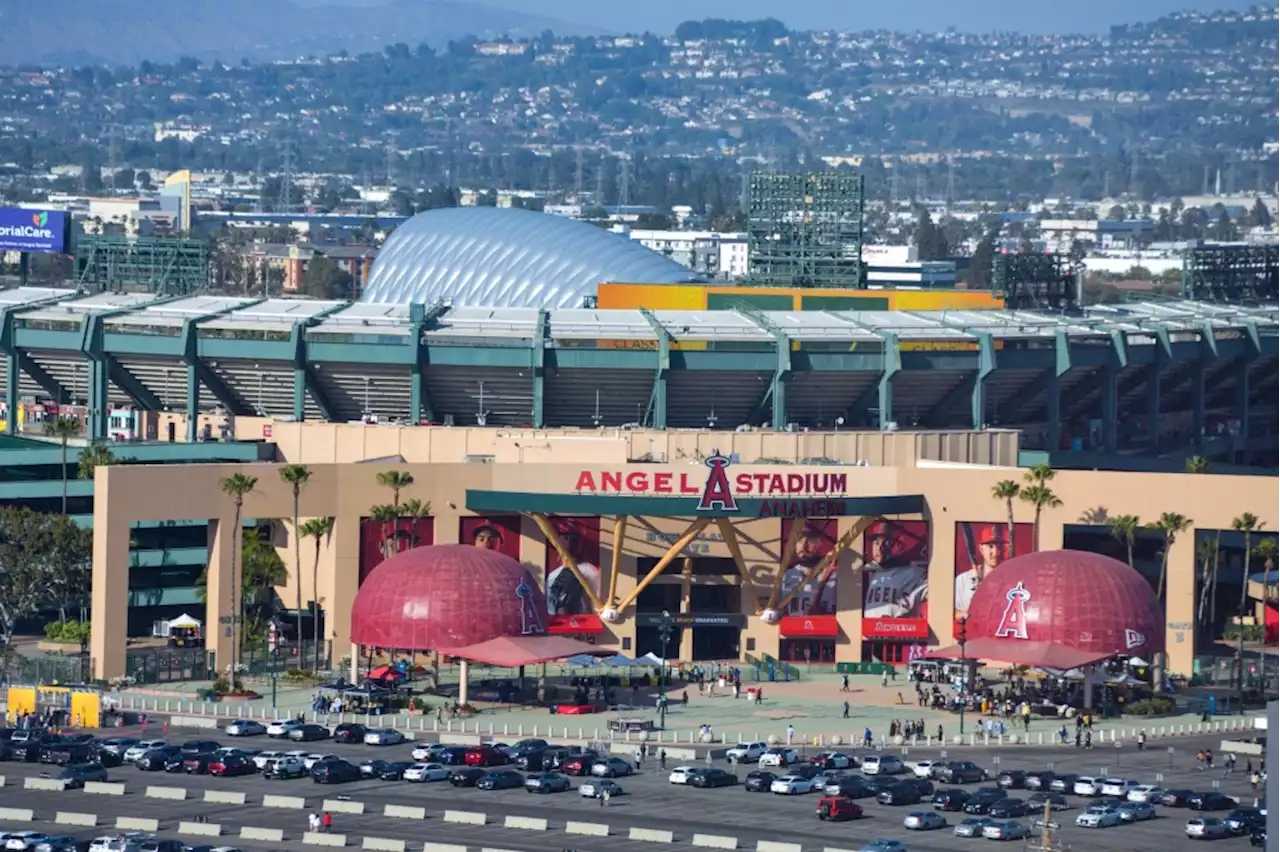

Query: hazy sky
left=466, top=0, right=1261, bottom=35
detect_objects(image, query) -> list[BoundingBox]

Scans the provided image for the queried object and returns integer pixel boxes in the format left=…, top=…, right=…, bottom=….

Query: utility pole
left=890, top=159, right=901, bottom=206
left=106, top=124, right=120, bottom=193
left=279, top=144, right=295, bottom=215
left=254, top=152, right=265, bottom=214
left=573, top=146, right=584, bottom=199
left=594, top=157, right=606, bottom=205
left=385, top=144, right=397, bottom=189
left=617, top=152, right=631, bottom=207
left=945, top=155, right=956, bottom=211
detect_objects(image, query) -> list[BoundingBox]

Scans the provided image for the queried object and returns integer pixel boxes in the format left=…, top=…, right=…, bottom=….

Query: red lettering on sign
left=679, top=473, right=700, bottom=494
left=625, top=472, right=648, bottom=492
left=653, top=472, right=672, bottom=493
left=602, top=472, right=622, bottom=492
left=575, top=471, right=597, bottom=491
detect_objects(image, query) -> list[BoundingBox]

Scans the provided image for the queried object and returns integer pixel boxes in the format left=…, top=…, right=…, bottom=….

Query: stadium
left=0, top=205, right=1274, bottom=685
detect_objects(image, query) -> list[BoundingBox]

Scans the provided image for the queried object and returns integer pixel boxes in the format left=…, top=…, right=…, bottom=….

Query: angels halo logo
left=695, top=450, right=738, bottom=512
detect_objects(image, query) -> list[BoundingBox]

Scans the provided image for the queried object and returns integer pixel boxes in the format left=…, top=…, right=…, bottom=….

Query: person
left=321, top=812, right=332, bottom=833
left=546, top=523, right=602, bottom=617
left=862, top=523, right=928, bottom=620
left=843, top=701, right=850, bottom=719
left=1137, top=730, right=1146, bottom=751
left=472, top=523, right=503, bottom=552
left=937, top=724, right=944, bottom=742
left=786, top=724, right=795, bottom=745
left=954, top=524, right=1008, bottom=619
left=841, top=674, right=849, bottom=692
left=634, top=747, right=642, bottom=770
left=780, top=523, right=836, bottom=614
left=659, top=749, right=667, bottom=769
left=1084, top=729, right=1092, bottom=749
left=308, top=813, right=319, bottom=833
left=1224, top=752, right=1236, bottom=775
left=863, top=727, right=873, bottom=748
left=601, top=787, right=610, bottom=807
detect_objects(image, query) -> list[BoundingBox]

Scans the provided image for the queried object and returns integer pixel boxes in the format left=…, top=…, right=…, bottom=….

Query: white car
left=1099, top=778, right=1139, bottom=797
left=903, top=812, right=947, bottom=830
left=954, top=817, right=994, bottom=837
left=5, top=833, right=50, bottom=851
left=758, top=747, right=800, bottom=767
left=264, top=756, right=307, bottom=778
left=769, top=775, right=814, bottom=795
left=813, top=751, right=853, bottom=769
left=124, top=740, right=167, bottom=762
left=579, top=779, right=624, bottom=799
left=725, top=742, right=769, bottom=763
left=912, top=759, right=944, bottom=778
left=1072, top=776, right=1102, bottom=796
left=402, top=763, right=448, bottom=782
left=982, top=820, right=1030, bottom=840
left=861, top=754, right=905, bottom=775
left=363, top=729, right=405, bottom=746
left=410, top=744, right=436, bottom=761
left=1185, top=818, right=1229, bottom=839
left=253, top=750, right=285, bottom=769
left=1127, top=784, right=1164, bottom=803
left=266, top=720, right=303, bottom=738
left=668, top=766, right=697, bottom=784
left=303, top=753, right=337, bottom=770
left=1075, top=805, right=1122, bottom=828
left=225, top=720, right=266, bottom=737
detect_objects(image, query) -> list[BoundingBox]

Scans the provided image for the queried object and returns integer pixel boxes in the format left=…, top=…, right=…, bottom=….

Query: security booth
left=5, top=684, right=102, bottom=728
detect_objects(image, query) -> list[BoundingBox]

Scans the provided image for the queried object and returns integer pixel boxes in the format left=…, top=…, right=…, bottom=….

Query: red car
left=560, top=756, right=592, bottom=776
left=208, top=754, right=257, bottom=777
left=464, top=746, right=507, bottom=767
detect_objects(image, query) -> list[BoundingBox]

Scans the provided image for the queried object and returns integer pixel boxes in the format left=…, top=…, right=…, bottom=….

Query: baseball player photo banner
left=779, top=518, right=839, bottom=616
left=358, top=516, right=435, bottom=586
left=544, top=516, right=605, bottom=634
left=459, top=515, right=522, bottom=561
left=861, top=519, right=930, bottom=639
left=953, top=521, right=1033, bottom=624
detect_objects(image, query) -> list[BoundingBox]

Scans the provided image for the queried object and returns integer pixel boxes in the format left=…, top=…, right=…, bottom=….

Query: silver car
left=590, top=757, right=634, bottom=778
left=1117, top=802, right=1157, bottom=822
left=954, top=817, right=993, bottom=837
left=1186, top=818, right=1229, bottom=839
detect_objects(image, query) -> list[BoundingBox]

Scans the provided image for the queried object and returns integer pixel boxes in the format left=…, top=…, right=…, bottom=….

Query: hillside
left=0, top=0, right=599, bottom=66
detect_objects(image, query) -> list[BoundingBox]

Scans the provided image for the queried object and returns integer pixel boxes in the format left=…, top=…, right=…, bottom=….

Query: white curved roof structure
left=361, top=207, right=701, bottom=308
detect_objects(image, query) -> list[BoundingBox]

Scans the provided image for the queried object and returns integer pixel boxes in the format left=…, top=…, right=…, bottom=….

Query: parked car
left=364, top=729, right=404, bottom=746
left=560, top=756, right=595, bottom=776
left=932, top=787, right=972, bottom=811
left=1160, top=789, right=1196, bottom=807
left=1185, top=818, right=1229, bottom=839
left=436, top=747, right=471, bottom=766
left=1225, top=808, right=1266, bottom=835
left=1099, top=778, right=1140, bottom=797
left=179, top=740, right=221, bottom=756
left=912, top=759, right=945, bottom=779
left=1073, top=776, right=1103, bottom=797
left=124, top=740, right=168, bottom=762
left=858, top=840, right=906, bottom=852
left=758, top=747, right=799, bottom=768
left=988, top=799, right=1031, bottom=819
left=901, top=777, right=934, bottom=797
left=504, top=738, right=550, bottom=757
left=96, top=738, right=138, bottom=757
left=476, top=770, right=524, bottom=790
left=208, top=755, right=256, bottom=777
left=57, top=763, right=107, bottom=789
left=224, top=721, right=265, bottom=737
left=266, top=720, right=302, bottom=738
left=725, top=742, right=769, bottom=763
left=827, top=776, right=879, bottom=799
left=464, top=745, right=507, bottom=767
left=182, top=754, right=216, bottom=774
left=264, top=756, right=308, bottom=779
left=402, top=763, right=448, bottom=782
left=745, top=770, right=778, bottom=793
left=689, top=769, right=738, bottom=788
left=378, top=761, right=415, bottom=781
left=1126, top=784, right=1165, bottom=803
left=1048, top=773, right=1081, bottom=794
left=447, top=768, right=487, bottom=787
left=861, top=754, right=905, bottom=775
left=1026, top=792, right=1069, bottom=812
left=877, top=783, right=922, bottom=806
left=1075, top=805, right=1123, bottom=828
left=770, top=775, right=815, bottom=795
left=903, top=811, right=947, bottom=831
left=136, top=745, right=180, bottom=771
left=288, top=725, right=330, bottom=743
left=524, top=772, right=571, bottom=793
left=410, top=743, right=446, bottom=762
left=962, top=789, right=1010, bottom=814
left=996, top=770, right=1027, bottom=790
left=982, top=819, right=1031, bottom=840
left=953, top=817, right=994, bottom=837
left=811, top=751, right=853, bottom=770
left=578, top=779, right=624, bottom=799
left=1117, top=802, right=1157, bottom=822
left=816, top=795, right=863, bottom=822
left=1023, top=771, right=1056, bottom=791
left=311, top=760, right=361, bottom=783
left=668, top=766, right=697, bottom=784
left=5, top=833, right=53, bottom=852
left=331, top=724, right=368, bottom=744
left=1188, top=792, right=1235, bottom=811
left=937, top=761, right=987, bottom=784
left=590, top=758, right=633, bottom=778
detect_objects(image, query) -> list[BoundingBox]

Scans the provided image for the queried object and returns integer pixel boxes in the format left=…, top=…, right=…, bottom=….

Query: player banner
left=544, top=516, right=604, bottom=633
left=861, top=520, right=930, bottom=639
left=954, top=521, right=1033, bottom=622
left=459, top=515, right=522, bottom=561
left=779, top=518, right=839, bottom=615
left=358, top=516, right=435, bottom=585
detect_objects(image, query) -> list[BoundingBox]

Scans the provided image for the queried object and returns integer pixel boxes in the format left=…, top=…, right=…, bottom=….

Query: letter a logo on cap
left=994, top=581, right=1031, bottom=640
left=1124, top=628, right=1145, bottom=649
left=697, top=451, right=738, bottom=512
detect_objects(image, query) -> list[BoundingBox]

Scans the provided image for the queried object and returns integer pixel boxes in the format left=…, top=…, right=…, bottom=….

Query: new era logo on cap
left=1124, top=628, right=1145, bottom=649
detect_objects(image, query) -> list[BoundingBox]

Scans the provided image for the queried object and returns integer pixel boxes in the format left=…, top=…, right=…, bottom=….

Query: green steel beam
left=531, top=309, right=548, bottom=428
left=0, top=297, right=78, bottom=431
left=972, top=332, right=996, bottom=428
left=1046, top=332, right=1072, bottom=451
left=843, top=381, right=881, bottom=427
left=106, top=357, right=162, bottom=411
left=878, top=333, right=901, bottom=430
left=408, top=302, right=448, bottom=423
left=638, top=309, right=670, bottom=429
left=182, top=318, right=250, bottom=431
left=16, top=351, right=71, bottom=403
left=1145, top=328, right=1173, bottom=450
left=79, top=297, right=172, bottom=439
left=734, top=305, right=793, bottom=429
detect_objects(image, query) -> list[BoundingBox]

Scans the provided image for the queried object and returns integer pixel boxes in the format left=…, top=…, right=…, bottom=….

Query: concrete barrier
left=443, top=810, right=487, bottom=825
left=565, top=821, right=610, bottom=837
left=693, top=835, right=738, bottom=849
left=204, top=790, right=247, bottom=805
left=629, top=827, right=675, bottom=843
left=145, top=785, right=188, bottom=800
left=178, top=821, right=222, bottom=837
left=169, top=714, right=219, bottom=729
left=756, top=842, right=802, bottom=852
left=382, top=804, right=426, bottom=820
left=421, top=845, right=467, bottom=852
left=0, top=808, right=33, bottom=822
left=322, top=798, right=366, bottom=815
left=503, top=815, right=548, bottom=831
left=24, top=777, right=69, bottom=791
left=55, top=812, right=98, bottom=827
left=116, top=817, right=160, bottom=832
left=362, top=838, right=406, bottom=852
left=302, top=831, right=347, bottom=847
left=84, top=781, right=126, bottom=796
left=241, top=827, right=286, bottom=843
left=0, top=775, right=6, bottom=786
left=263, top=793, right=308, bottom=809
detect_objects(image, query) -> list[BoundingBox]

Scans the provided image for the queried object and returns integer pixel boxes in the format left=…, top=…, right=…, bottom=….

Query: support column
left=88, top=357, right=110, bottom=440
left=878, top=334, right=901, bottom=430
left=90, top=468, right=132, bottom=679
left=1191, top=358, right=1206, bottom=443
left=4, top=353, right=17, bottom=435
left=458, top=659, right=470, bottom=705
left=349, top=642, right=359, bottom=685
left=204, top=516, right=238, bottom=679
left=971, top=334, right=995, bottom=429
left=679, top=557, right=694, bottom=661
left=1101, top=363, right=1118, bottom=453
left=1046, top=373, right=1063, bottom=451
left=186, top=364, right=200, bottom=442
left=1146, top=361, right=1162, bottom=451
left=409, top=361, right=424, bottom=425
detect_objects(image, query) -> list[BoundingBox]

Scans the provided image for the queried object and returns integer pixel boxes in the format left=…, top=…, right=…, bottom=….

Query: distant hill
left=0, top=0, right=601, bottom=66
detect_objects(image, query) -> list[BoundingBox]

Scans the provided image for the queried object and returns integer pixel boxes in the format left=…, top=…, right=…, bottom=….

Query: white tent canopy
left=168, top=613, right=201, bottom=629
left=636, top=652, right=665, bottom=666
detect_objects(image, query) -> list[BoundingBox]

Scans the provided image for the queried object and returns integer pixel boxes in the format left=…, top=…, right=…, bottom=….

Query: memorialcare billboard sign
left=359, top=516, right=435, bottom=585
left=861, top=520, right=930, bottom=639
left=779, top=518, right=838, bottom=616
left=544, top=516, right=604, bottom=635
left=0, top=208, right=68, bottom=253
left=953, top=521, right=1033, bottom=624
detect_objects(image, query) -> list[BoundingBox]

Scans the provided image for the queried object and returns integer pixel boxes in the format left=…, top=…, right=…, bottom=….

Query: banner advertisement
left=358, top=516, right=435, bottom=585
left=861, top=520, right=930, bottom=639
left=779, top=518, right=839, bottom=616
left=544, top=516, right=604, bottom=634
left=0, top=207, right=68, bottom=253
left=459, top=515, right=522, bottom=561
left=953, top=521, right=1033, bottom=622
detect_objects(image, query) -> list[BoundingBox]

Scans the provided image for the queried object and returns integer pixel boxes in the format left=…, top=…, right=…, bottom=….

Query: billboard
left=544, top=516, right=603, bottom=630
left=779, top=518, right=839, bottom=616
left=861, top=520, right=930, bottom=639
left=358, top=516, right=435, bottom=585
left=0, top=207, right=68, bottom=253
left=953, top=521, right=1034, bottom=622
left=459, top=515, right=522, bottom=561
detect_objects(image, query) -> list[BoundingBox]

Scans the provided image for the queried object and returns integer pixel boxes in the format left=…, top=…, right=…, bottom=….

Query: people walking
left=1137, top=730, right=1146, bottom=751
left=786, top=724, right=795, bottom=745
left=321, top=812, right=332, bottom=833
left=308, top=813, right=320, bottom=833
left=841, top=674, right=849, bottom=692
left=843, top=701, right=850, bottom=719
left=659, top=749, right=667, bottom=769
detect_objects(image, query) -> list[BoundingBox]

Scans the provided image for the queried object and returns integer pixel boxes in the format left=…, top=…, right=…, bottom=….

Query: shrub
left=211, top=677, right=231, bottom=693
left=281, top=669, right=323, bottom=684
left=1125, top=698, right=1176, bottom=716
left=43, top=620, right=92, bottom=644
left=1222, top=624, right=1264, bottom=643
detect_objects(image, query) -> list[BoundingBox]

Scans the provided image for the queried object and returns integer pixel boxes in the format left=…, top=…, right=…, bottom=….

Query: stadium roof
left=360, top=207, right=701, bottom=309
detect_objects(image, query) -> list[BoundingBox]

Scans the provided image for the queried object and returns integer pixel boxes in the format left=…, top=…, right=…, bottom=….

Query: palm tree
left=1024, top=462, right=1055, bottom=487
left=1149, top=512, right=1192, bottom=601
left=1184, top=456, right=1210, bottom=474
left=219, top=473, right=258, bottom=684
left=1231, top=512, right=1260, bottom=705
left=398, top=498, right=432, bottom=548
left=991, top=480, right=1021, bottom=557
left=300, top=516, right=334, bottom=671
left=1019, top=485, right=1062, bottom=552
left=1196, top=536, right=1217, bottom=636
left=370, top=504, right=401, bottom=559
left=76, top=442, right=116, bottom=480
left=47, top=414, right=82, bottom=516
left=1109, top=514, right=1141, bottom=569
left=279, top=464, right=312, bottom=656
left=376, top=470, right=414, bottom=551
left=1252, top=536, right=1277, bottom=693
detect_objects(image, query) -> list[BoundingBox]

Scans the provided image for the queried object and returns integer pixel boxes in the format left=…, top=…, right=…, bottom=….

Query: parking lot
left=0, top=727, right=1264, bottom=851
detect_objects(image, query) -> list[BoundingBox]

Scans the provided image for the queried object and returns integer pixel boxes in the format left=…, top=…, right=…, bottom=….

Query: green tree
left=219, top=473, right=258, bottom=682
left=1252, top=535, right=1276, bottom=691
left=76, top=442, right=117, bottom=480
left=1109, top=514, right=1142, bottom=569
left=301, top=255, right=353, bottom=300
left=398, top=498, right=432, bottom=548
left=47, top=415, right=82, bottom=516
left=376, top=470, right=414, bottom=555
left=0, top=508, right=91, bottom=645
left=1019, top=464, right=1061, bottom=551
left=1184, top=456, right=1210, bottom=474
left=279, top=464, right=312, bottom=655
left=968, top=227, right=1000, bottom=289
left=1196, top=534, right=1218, bottom=637
left=1149, top=512, right=1192, bottom=600
left=197, top=531, right=287, bottom=648
left=990, top=480, right=1021, bottom=557
left=1249, top=198, right=1272, bottom=229
left=370, top=504, right=400, bottom=560
left=300, top=516, right=334, bottom=670
left=1231, top=512, right=1260, bottom=704
left=914, top=208, right=949, bottom=261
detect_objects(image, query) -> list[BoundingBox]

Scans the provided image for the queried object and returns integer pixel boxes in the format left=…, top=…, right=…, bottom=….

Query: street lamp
left=956, top=616, right=969, bottom=736
left=657, top=610, right=675, bottom=730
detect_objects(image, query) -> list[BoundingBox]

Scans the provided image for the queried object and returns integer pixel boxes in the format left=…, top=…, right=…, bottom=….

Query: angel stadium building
left=0, top=206, right=1273, bottom=685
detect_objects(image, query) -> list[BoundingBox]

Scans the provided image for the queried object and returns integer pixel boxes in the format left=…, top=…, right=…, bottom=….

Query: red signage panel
left=861, top=617, right=929, bottom=639
left=547, top=614, right=604, bottom=635
left=778, top=615, right=839, bottom=638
